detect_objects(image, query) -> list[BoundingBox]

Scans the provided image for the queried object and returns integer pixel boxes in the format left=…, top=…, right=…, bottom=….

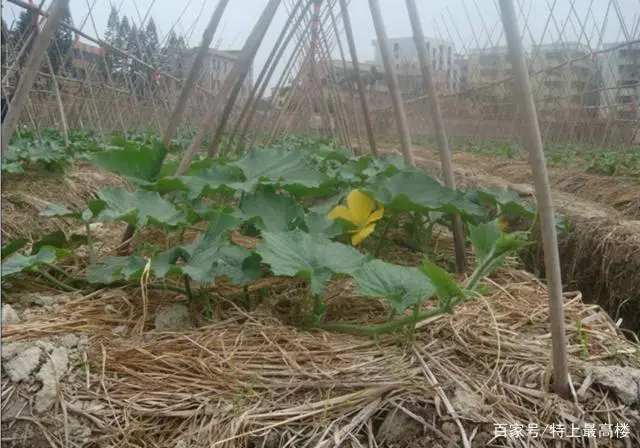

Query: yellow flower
left=328, top=190, right=384, bottom=246
left=498, top=216, right=509, bottom=233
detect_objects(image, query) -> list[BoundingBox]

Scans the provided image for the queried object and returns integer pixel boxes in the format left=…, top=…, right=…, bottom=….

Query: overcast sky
left=3, top=0, right=639, bottom=88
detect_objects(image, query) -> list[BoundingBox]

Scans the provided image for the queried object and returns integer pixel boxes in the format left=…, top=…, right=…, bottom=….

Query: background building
left=599, top=42, right=639, bottom=120
left=176, top=48, right=253, bottom=103
left=371, top=36, right=456, bottom=92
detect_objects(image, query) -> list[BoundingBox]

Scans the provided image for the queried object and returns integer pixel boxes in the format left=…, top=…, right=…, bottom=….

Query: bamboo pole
left=162, top=0, right=230, bottom=147
left=204, top=0, right=283, bottom=159
left=1, top=0, right=69, bottom=154
left=498, top=0, right=570, bottom=398
left=227, top=0, right=309, bottom=152
left=339, top=0, right=377, bottom=155
left=173, top=0, right=280, bottom=173
left=404, top=0, right=467, bottom=272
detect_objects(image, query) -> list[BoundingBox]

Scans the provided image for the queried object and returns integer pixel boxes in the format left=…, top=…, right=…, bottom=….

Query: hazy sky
left=3, top=0, right=639, bottom=88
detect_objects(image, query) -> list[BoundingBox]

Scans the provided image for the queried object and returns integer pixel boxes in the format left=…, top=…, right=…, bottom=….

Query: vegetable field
left=2, top=0, right=640, bottom=446
left=2, top=130, right=640, bottom=447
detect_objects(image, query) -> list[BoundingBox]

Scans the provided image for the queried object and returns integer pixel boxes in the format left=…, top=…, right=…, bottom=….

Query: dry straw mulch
left=2, top=269, right=639, bottom=448
left=1, top=161, right=126, bottom=245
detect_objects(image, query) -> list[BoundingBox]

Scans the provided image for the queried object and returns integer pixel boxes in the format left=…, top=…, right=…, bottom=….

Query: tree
left=113, top=15, right=131, bottom=81
left=12, top=8, right=38, bottom=69
left=47, top=5, right=73, bottom=75
left=160, top=30, right=187, bottom=76
left=144, top=18, right=159, bottom=66
left=99, top=6, right=120, bottom=80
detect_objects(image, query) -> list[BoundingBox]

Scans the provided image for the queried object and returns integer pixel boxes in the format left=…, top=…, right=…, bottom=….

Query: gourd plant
left=1, top=136, right=543, bottom=336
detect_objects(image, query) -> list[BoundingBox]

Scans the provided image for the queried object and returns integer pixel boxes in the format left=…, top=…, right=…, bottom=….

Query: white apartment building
left=176, top=48, right=254, bottom=104
left=371, top=37, right=457, bottom=92
left=599, top=42, right=639, bottom=120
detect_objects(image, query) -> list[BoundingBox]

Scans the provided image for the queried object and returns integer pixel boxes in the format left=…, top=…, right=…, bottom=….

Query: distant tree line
left=2, top=4, right=74, bottom=86
left=99, top=6, right=188, bottom=95
left=1, top=5, right=190, bottom=98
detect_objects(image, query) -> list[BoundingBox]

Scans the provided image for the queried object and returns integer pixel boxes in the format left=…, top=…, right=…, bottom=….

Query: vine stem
left=373, top=218, right=392, bottom=258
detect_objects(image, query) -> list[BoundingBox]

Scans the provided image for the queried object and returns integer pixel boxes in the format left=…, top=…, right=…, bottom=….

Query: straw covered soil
left=382, top=146, right=640, bottom=338
left=2, top=150, right=640, bottom=448
left=0, top=161, right=126, bottom=245
left=2, top=267, right=640, bottom=448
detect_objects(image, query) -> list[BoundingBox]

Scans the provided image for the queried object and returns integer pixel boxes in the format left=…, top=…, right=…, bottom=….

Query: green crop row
left=2, top=135, right=557, bottom=337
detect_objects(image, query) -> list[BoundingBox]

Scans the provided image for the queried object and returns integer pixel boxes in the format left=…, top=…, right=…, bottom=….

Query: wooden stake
left=404, top=0, right=467, bottom=272
left=339, top=0, right=377, bottom=155
left=162, top=0, right=231, bottom=147
left=498, top=0, right=570, bottom=398
left=206, top=0, right=282, bottom=158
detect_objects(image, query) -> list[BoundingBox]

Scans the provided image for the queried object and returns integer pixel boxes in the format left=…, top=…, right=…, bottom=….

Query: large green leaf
left=302, top=211, right=343, bottom=237
left=468, top=220, right=502, bottom=263
left=234, top=148, right=328, bottom=192
left=420, top=259, right=464, bottom=305
left=237, top=187, right=304, bottom=232
left=1, top=239, right=28, bottom=260
left=256, top=229, right=370, bottom=294
left=86, top=256, right=147, bottom=284
left=155, top=164, right=243, bottom=199
left=1, top=246, right=71, bottom=279
left=466, top=187, right=536, bottom=219
left=40, top=203, right=93, bottom=222
left=366, top=168, right=484, bottom=218
left=90, top=140, right=168, bottom=184
left=149, top=212, right=258, bottom=284
left=89, top=188, right=184, bottom=227
left=351, top=259, right=435, bottom=313
left=213, top=246, right=262, bottom=286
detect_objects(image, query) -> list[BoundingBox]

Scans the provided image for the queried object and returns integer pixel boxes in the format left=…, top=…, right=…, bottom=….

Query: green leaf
left=237, top=187, right=304, bottom=232
left=150, top=212, right=242, bottom=283
left=31, top=230, right=88, bottom=254
left=467, top=187, right=536, bottom=220
left=302, top=211, right=343, bottom=237
left=468, top=220, right=503, bottom=263
left=352, top=259, right=436, bottom=313
left=1, top=246, right=71, bottom=279
left=367, top=168, right=484, bottom=218
left=234, top=148, right=328, bottom=192
left=256, top=229, right=370, bottom=294
left=156, top=164, right=243, bottom=198
left=90, top=188, right=184, bottom=227
left=494, top=232, right=530, bottom=258
left=420, top=259, right=464, bottom=304
left=86, top=256, right=147, bottom=284
left=213, top=246, right=262, bottom=286
left=2, top=239, right=28, bottom=260
left=90, top=140, right=168, bottom=184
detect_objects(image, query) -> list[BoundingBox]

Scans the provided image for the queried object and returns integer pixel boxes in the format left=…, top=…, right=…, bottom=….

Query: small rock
left=2, top=304, right=21, bottom=325
left=57, top=333, right=79, bottom=348
left=19, top=293, right=68, bottom=308
left=36, top=340, right=56, bottom=353
left=34, top=347, right=69, bottom=413
left=590, top=366, right=640, bottom=405
left=77, top=335, right=89, bottom=347
left=111, top=325, right=129, bottom=337
left=154, top=304, right=193, bottom=332
left=441, top=422, right=458, bottom=437
left=376, top=408, right=422, bottom=444
left=1, top=341, right=30, bottom=361
left=4, top=346, right=42, bottom=382
left=451, top=388, right=485, bottom=417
